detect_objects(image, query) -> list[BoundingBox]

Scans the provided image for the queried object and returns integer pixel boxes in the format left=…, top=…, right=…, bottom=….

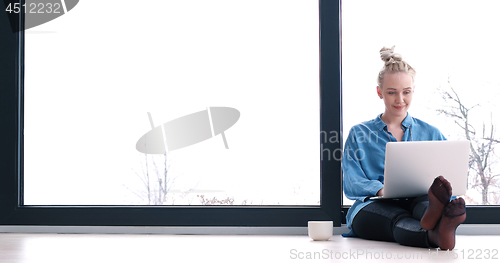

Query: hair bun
left=380, top=46, right=403, bottom=65
left=377, top=45, right=416, bottom=87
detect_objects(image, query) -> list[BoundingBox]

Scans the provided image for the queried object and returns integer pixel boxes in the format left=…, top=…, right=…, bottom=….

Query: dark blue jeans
left=351, top=195, right=436, bottom=248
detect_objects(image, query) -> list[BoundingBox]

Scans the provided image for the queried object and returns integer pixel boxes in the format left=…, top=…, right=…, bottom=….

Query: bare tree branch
left=437, top=83, right=499, bottom=204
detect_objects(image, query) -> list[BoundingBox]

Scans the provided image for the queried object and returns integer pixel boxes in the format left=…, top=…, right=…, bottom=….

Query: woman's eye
left=388, top=92, right=395, bottom=95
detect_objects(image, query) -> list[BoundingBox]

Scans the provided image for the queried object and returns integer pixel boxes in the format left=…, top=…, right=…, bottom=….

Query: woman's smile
left=394, top=105, right=406, bottom=110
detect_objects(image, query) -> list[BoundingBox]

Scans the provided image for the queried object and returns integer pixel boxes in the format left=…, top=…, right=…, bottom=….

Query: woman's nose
left=396, top=93, right=404, bottom=103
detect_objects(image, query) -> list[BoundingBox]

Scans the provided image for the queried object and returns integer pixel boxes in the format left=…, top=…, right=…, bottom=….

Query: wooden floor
left=0, top=233, right=497, bottom=262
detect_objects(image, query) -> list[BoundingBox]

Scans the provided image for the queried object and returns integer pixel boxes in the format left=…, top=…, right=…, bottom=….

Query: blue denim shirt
left=342, top=113, right=446, bottom=236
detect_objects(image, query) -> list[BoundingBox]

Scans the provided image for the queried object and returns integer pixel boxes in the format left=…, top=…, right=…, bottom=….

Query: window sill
left=0, top=224, right=499, bottom=235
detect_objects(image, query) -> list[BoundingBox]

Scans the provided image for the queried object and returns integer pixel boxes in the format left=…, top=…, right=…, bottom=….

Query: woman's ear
left=376, top=86, right=383, bottom=99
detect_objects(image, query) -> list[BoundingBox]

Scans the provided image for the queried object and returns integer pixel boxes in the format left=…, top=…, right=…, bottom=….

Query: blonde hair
left=377, top=46, right=416, bottom=88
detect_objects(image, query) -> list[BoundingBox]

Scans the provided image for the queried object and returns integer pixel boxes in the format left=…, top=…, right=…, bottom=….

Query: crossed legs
left=351, top=176, right=466, bottom=250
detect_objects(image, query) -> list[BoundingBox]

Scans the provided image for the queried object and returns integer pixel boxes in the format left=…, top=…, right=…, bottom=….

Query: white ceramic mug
left=308, top=221, right=333, bottom=241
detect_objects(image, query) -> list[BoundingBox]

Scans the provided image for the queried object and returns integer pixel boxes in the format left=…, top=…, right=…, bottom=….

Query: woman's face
left=376, top=72, right=414, bottom=119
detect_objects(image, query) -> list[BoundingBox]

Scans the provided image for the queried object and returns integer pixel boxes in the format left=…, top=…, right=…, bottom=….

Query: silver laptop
left=370, top=140, right=470, bottom=200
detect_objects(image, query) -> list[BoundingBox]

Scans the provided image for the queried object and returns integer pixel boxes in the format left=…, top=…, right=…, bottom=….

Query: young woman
left=342, top=46, right=466, bottom=250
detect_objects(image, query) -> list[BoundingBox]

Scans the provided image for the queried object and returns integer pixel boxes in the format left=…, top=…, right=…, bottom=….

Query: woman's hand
left=377, top=188, right=384, bottom=196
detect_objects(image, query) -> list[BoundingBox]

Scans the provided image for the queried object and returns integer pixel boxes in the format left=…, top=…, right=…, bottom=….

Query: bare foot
left=428, top=198, right=466, bottom=250
left=421, top=176, right=452, bottom=230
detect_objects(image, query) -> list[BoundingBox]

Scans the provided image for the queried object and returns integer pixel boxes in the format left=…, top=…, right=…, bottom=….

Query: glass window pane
left=24, top=0, right=320, bottom=205
left=342, top=0, right=500, bottom=205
